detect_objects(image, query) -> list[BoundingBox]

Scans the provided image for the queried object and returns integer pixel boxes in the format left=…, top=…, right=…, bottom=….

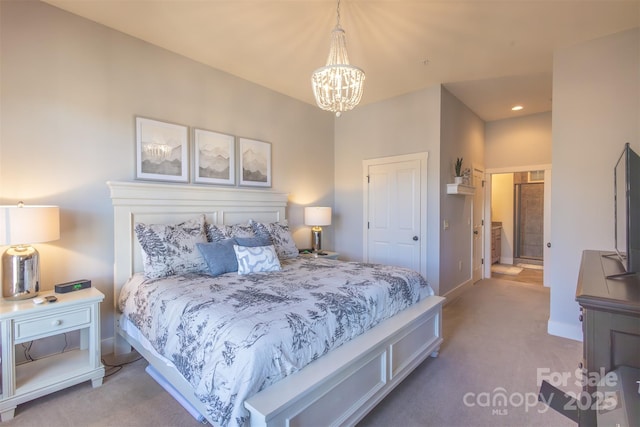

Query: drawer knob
left=52, top=319, right=62, bottom=326
left=579, top=314, right=583, bottom=322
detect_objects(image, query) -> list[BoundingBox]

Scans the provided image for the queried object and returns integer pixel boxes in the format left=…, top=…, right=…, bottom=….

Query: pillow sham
left=205, top=222, right=257, bottom=242
left=197, top=239, right=238, bottom=277
left=249, top=220, right=299, bottom=260
left=135, top=215, right=208, bottom=279
left=205, top=223, right=233, bottom=242
left=234, top=244, right=281, bottom=275
left=229, top=222, right=256, bottom=238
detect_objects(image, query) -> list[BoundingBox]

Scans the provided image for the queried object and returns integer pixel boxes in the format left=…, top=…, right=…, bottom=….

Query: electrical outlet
left=443, top=220, right=449, bottom=230
left=458, top=261, right=463, bottom=271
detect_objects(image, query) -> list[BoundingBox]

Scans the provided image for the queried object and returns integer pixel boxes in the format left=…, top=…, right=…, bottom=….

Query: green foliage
left=455, top=157, right=463, bottom=176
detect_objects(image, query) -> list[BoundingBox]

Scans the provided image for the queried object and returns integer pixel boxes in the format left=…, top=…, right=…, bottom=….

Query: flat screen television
left=608, top=142, right=640, bottom=277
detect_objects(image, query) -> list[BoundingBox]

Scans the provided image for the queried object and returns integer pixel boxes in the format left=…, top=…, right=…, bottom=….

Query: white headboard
left=107, top=180, right=288, bottom=302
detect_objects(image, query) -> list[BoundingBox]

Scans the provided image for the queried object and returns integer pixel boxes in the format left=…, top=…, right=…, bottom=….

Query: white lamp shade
left=305, top=207, right=332, bottom=226
left=0, top=205, right=60, bottom=246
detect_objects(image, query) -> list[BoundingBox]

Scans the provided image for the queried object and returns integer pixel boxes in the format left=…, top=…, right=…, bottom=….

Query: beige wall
left=485, top=112, right=552, bottom=169
left=438, top=87, right=485, bottom=296
left=0, top=1, right=334, bottom=347
left=491, top=173, right=515, bottom=264
left=334, top=86, right=443, bottom=292
left=334, top=86, right=485, bottom=296
left=550, top=28, right=639, bottom=340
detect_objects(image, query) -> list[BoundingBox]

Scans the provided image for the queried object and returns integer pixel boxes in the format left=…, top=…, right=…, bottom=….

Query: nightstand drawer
left=14, top=307, right=91, bottom=340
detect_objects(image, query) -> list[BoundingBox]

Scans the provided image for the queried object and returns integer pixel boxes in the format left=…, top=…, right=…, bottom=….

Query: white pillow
left=135, top=215, right=208, bottom=279
left=233, top=244, right=281, bottom=275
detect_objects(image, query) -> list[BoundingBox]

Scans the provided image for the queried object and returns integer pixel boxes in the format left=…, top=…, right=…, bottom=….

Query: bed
left=108, top=180, right=444, bottom=427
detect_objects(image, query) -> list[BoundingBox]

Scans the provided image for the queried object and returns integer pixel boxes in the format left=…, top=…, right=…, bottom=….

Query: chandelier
left=311, top=0, right=365, bottom=117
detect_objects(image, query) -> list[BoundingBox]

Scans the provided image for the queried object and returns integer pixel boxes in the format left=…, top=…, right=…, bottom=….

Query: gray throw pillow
left=197, top=239, right=238, bottom=276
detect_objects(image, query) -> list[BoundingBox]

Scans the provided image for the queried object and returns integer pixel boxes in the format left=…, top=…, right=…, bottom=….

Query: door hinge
left=368, top=221, right=370, bottom=229
left=481, top=258, right=484, bottom=265
left=481, top=219, right=484, bottom=226
left=482, top=180, right=485, bottom=187
left=367, top=175, right=370, bottom=183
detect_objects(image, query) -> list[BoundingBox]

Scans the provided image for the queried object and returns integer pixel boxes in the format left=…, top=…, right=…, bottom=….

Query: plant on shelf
left=455, top=157, right=463, bottom=176
left=454, top=157, right=464, bottom=183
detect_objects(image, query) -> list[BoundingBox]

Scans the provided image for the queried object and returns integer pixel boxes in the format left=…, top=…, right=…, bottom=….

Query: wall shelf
left=447, top=183, right=475, bottom=196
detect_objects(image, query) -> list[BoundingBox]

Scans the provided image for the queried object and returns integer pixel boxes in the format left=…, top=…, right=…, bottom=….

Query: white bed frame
left=108, top=180, right=444, bottom=427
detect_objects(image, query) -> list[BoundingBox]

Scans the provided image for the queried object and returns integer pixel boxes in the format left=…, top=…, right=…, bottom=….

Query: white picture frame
left=239, top=137, right=272, bottom=187
left=135, top=117, right=188, bottom=182
left=193, top=129, right=235, bottom=185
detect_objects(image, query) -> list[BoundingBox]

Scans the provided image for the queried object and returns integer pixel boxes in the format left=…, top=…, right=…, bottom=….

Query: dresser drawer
left=14, top=307, right=92, bottom=341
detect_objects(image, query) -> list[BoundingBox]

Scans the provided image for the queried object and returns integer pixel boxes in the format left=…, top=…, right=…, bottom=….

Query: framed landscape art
left=193, top=129, right=235, bottom=185
left=239, top=137, right=271, bottom=187
left=135, top=117, right=188, bottom=182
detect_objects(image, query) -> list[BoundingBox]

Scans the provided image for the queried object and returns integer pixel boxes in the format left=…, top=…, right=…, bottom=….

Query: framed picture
left=135, top=117, right=188, bottom=182
left=193, top=129, right=235, bottom=185
left=239, top=138, right=271, bottom=187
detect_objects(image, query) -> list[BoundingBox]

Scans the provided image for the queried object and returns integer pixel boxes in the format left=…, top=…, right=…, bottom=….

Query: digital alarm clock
left=54, top=279, right=91, bottom=293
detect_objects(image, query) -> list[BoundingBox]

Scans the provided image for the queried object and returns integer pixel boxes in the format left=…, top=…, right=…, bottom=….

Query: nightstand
left=0, top=288, right=105, bottom=421
left=300, top=251, right=339, bottom=260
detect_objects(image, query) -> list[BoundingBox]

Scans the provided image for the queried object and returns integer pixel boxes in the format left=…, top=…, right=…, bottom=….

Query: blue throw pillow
left=235, top=236, right=272, bottom=247
left=196, top=239, right=238, bottom=277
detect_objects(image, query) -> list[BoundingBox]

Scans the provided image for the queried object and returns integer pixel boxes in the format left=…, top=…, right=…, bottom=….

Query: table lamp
left=1, top=203, right=60, bottom=300
left=304, top=207, right=332, bottom=255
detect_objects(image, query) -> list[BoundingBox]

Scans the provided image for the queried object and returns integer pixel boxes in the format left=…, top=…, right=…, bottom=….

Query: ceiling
left=43, top=0, right=639, bottom=122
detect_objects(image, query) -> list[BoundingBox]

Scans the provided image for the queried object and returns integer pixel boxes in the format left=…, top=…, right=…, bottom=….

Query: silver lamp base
left=311, top=226, right=326, bottom=255
left=2, top=245, right=40, bottom=300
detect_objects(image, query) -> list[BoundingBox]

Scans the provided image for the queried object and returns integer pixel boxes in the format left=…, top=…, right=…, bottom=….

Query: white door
left=363, top=154, right=427, bottom=275
left=472, top=167, right=484, bottom=282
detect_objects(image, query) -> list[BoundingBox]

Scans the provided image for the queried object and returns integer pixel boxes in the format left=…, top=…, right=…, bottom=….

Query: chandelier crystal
left=311, top=0, right=365, bottom=117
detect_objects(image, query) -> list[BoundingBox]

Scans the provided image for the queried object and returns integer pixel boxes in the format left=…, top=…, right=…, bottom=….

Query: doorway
left=514, top=175, right=544, bottom=264
left=362, top=153, right=428, bottom=278
left=485, top=166, right=551, bottom=286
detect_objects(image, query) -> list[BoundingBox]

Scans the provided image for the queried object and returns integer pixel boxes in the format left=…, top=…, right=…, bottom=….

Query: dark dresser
left=576, top=250, right=640, bottom=426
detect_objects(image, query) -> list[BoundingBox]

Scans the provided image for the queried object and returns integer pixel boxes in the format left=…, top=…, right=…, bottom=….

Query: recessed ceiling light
left=512, top=105, right=524, bottom=111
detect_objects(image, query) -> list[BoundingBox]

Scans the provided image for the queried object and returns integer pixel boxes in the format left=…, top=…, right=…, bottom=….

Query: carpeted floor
left=3, top=278, right=581, bottom=427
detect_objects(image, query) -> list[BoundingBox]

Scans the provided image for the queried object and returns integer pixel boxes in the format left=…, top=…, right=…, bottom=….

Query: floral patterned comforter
left=118, top=257, right=433, bottom=426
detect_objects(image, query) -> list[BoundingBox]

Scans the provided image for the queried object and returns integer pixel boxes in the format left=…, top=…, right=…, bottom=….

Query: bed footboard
left=245, top=295, right=444, bottom=427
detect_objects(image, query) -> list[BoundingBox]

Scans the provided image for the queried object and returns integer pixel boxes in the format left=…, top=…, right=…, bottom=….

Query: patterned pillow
left=249, top=220, right=299, bottom=259
left=229, top=223, right=256, bottom=239
left=205, top=223, right=233, bottom=242
left=205, top=222, right=257, bottom=241
left=135, top=215, right=208, bottom=279
left=197, top=239, right=238, bottom=276
left=234, top=244, right=281, bottom=275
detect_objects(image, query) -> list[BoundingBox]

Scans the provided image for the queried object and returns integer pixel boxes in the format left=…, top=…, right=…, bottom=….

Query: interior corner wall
left=0, top=0, right=334, bottom=348
left=334, top=86, right=442, bottom=293
left=549, top=28, right=639, bottom=340
left=438, top=87, right=485, bottom=297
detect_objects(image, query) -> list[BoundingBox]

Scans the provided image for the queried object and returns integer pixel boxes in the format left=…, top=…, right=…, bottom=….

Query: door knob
left=547, top=242, right=551, bottom=248
left=473, top=230, right=479, bottom=235
left=413, top=236, right=418, bottom=241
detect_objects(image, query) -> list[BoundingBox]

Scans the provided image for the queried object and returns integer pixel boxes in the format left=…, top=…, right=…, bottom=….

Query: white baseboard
left=441, top=278, right=475, bottom=305
left=547, top=319, right=583, bottom=342
left=101, top=336, right=115, bottom=356
left=500, top=256, right=514, bottom=265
